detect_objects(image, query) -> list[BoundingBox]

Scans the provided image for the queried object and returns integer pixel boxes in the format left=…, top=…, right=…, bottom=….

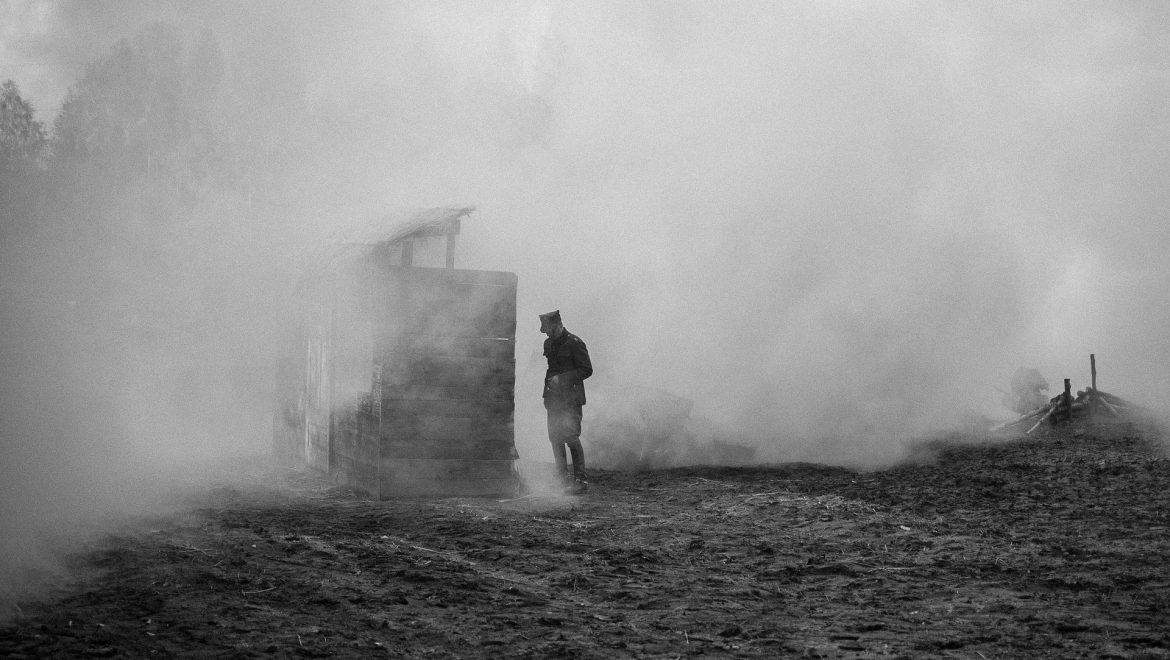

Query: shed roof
left=305, top=206, right=475, bottom=279
left=329, top=206, right=474, bottom=248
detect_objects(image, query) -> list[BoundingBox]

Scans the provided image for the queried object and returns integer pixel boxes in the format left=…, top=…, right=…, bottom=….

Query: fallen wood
left=1026, top=405, right=1057, bottom=435
left=1096, top=390, right=1129, bottom=406
left=990, top=407, right=1047, bottom=433
left=989, top=416, right=1024, bottom=433
left=1099, top=398, right=1123, bottom=417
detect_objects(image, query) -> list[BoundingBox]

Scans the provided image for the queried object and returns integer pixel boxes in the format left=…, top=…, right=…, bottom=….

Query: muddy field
left=2, top=421, right=1169, bottom=659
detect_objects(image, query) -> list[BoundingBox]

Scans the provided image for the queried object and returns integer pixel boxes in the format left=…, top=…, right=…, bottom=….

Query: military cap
left=539, top=310, right=561, bottom=332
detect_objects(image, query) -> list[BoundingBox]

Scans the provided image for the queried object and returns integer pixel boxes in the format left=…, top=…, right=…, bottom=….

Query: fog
left=3, top=0, right=1170, bottom=613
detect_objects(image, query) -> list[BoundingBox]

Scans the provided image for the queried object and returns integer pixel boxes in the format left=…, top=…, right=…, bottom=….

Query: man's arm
left=549, top=336, right=592, bottom=387
left=568, top=336, right=592, bottom=382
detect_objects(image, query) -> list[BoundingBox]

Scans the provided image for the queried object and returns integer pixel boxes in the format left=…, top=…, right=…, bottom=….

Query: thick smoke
left=3, top=0, right=1170, bottom=611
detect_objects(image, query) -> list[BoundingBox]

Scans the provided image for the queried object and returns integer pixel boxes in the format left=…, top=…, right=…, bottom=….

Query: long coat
left=543, top=329, right=592, bottom=408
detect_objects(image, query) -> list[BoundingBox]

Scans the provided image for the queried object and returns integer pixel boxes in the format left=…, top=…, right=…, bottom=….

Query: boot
left=566, top=466, right=588, bottom=495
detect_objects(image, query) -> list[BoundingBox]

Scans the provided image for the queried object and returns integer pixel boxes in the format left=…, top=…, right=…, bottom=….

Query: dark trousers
left=546, top=404, right=585, bottom=478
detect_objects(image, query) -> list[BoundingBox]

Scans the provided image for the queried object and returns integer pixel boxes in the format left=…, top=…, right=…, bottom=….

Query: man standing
left=540, top=310, right=592, bottom=494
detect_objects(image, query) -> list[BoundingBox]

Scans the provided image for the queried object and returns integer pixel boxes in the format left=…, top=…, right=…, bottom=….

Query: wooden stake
left=1090, top=354, right=1097, bottom=417
left=1063, top=378, right=1072, bottom=421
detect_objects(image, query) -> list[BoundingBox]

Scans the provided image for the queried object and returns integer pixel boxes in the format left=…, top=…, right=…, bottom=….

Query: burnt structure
left=273, top=207, right=519, bottom=496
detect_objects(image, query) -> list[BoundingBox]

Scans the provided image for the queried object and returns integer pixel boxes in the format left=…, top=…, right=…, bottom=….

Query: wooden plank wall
left=271, top=326, right=306, bottom=465
left=380, top=459, right=518, bottom=497
left=304, top=314, right=332, bottom=473
left=329, top=406, right=380, bottom=494
left=373, top=267, right=518, bottom=497
left=277, top=262, right=519, bottom=497
left=275, top=267, right=347, bottom=473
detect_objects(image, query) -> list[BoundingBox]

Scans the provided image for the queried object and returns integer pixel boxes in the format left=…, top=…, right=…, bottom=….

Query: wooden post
left=1063, top=378, right=1072, bottom=421
left=401, top=240, right=414, bottom=267
left=1090, top=354, right=1097, bottom=418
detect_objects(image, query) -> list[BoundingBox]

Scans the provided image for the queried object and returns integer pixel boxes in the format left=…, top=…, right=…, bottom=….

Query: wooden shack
left=273, top=207, right=519, bottom=496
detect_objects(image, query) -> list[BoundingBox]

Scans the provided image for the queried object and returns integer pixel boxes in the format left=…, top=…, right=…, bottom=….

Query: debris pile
left=991, top=387, right=1136, bottom=435
left=990, top=355, right=1143, bottom=435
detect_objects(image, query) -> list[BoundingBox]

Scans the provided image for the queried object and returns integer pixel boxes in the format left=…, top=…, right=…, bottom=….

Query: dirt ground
left=3, top=420, right=1170, bottom=659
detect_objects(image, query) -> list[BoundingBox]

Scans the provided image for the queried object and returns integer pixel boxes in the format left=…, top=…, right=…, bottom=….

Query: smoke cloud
left=3, top=0, right=1170, bottom=610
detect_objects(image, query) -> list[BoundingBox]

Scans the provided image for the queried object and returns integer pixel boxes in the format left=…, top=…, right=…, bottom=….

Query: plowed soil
left=3, top=420, right=1169, bottom=658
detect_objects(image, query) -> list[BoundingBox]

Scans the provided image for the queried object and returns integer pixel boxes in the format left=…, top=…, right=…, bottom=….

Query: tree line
left=1, top=22, right=312, bottom=456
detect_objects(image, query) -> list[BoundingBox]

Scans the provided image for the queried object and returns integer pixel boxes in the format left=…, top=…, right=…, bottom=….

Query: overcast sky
left=3, top=0, right=1169, bottom=458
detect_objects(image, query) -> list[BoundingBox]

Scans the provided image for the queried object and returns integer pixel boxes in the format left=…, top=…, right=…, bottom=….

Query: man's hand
left=547, top=374, right=562, bottom=389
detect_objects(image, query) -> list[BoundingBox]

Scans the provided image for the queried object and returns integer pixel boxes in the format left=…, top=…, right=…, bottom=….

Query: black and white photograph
left=2, top=1, right=1169, bottom=657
